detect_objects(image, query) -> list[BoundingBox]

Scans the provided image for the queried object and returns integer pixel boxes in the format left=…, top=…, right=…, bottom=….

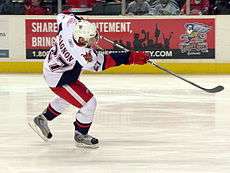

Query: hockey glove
left=128, top=51, right=150, bottom=65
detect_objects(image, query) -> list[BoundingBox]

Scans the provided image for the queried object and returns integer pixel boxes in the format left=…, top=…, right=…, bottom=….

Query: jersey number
left=48, top=43, right=69, bottom=71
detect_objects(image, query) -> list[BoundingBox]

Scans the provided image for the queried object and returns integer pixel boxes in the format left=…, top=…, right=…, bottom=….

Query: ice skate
left=28, top=114, right=53, bottom=142
left=74, top=133, right=99, bottom=149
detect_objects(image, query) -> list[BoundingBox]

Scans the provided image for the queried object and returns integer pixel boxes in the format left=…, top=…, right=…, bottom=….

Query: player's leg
left=51, top=80, right=98, bottom=148
left=29, top=96, right=70, bottom=141
left=73, top=96, right=98, bottom=148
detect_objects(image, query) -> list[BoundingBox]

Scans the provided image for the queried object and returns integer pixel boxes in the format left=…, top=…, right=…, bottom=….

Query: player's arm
left=102, top=51, right=150, bottom=70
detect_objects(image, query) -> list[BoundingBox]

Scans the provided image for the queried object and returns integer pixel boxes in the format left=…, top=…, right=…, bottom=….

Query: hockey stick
left=100, top=35, right=224, bottom=93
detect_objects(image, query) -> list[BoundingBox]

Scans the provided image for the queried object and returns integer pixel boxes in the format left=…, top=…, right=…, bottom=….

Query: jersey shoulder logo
left=81, top=51, right=93, bottom=62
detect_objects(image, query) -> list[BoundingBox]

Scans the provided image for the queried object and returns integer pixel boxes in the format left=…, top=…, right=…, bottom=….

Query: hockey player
left=29, top=13, right=150, bottom=148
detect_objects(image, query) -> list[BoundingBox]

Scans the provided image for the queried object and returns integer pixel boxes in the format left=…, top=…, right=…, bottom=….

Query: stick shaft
left=149, top=61, right=205, bottom=90
left=100, top=36, right=129, bottom=52
left=100, top=36, right=224, bottom=93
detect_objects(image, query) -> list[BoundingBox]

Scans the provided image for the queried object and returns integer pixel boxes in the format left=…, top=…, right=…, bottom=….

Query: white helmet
left=73, top=20, right=98, bottom=44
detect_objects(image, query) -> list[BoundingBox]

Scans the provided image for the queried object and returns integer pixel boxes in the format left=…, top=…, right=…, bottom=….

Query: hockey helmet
left=73, top=20, right=98, bottom=45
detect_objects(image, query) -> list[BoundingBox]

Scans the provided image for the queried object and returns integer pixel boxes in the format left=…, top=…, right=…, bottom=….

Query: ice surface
left=0, top=74, right=229, bottom=173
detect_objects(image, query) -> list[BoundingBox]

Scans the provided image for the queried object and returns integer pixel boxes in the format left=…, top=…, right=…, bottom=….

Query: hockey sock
left=73, top=119, right=92, bottom=135
left=43, top=104, right=61, bottom=121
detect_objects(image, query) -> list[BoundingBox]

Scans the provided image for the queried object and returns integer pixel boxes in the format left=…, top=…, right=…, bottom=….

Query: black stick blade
left=204, top=85, right=224, bottom=93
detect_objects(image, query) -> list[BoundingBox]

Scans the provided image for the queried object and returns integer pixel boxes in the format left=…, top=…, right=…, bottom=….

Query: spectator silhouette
left=163, top=32, right=173, bottom=49
left=154, top=24, right=161, bottom=44
left=133, top=33, right=142, bottom=50
left=133, top=31, right=147, bottom=50
left=126, top=41, right=132, bottom=50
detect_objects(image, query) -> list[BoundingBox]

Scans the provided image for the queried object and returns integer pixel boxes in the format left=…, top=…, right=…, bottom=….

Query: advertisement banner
left=26, top=19, right=57, bottom=59
left=0, top=18, right=9, bottom=58
left=26, top=18, right=215, bottom=59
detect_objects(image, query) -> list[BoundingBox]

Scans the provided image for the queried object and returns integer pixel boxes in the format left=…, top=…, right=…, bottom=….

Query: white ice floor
left=0, top=74, right=230, bottom=173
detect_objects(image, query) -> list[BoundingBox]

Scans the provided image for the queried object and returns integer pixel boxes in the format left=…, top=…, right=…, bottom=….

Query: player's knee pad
left=76, top=97, right=97, bottom=123
left=50, top=96, right=70, bottom=113
left=81, top=96, right=97, bottom=115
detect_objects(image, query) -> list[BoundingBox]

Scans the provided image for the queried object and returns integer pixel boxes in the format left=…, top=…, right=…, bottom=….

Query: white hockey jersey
left=43, top=14, right=104, bottom=88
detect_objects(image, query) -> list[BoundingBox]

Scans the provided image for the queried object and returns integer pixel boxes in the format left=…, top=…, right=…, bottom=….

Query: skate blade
left=28, top=120, right=49, bottom=142
left=75, top=142, right=99, bottom=149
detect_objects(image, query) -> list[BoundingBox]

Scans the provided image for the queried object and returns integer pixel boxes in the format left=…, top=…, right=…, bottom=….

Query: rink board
left=0, top=15, right=230, bottom=73
left=1, top=61, right=230, bottom=74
